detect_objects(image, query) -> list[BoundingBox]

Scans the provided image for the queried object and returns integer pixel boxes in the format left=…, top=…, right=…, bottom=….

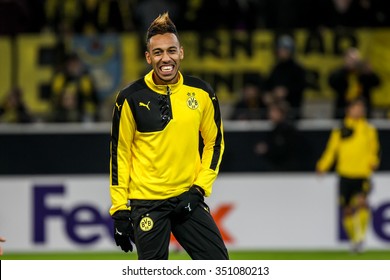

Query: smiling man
left=109, top=13, right=228, bottom=260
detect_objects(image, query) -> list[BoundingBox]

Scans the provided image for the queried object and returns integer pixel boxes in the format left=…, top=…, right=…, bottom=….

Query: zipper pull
left=166, top=86, right=171, bottom=95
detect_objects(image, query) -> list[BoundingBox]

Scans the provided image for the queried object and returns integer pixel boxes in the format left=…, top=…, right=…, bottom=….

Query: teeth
left=161, top=66, right=173, bottom=72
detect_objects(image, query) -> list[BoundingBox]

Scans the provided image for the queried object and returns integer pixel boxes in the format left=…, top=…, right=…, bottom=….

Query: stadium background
left=1, top=29, right=390, bottom=120
left=1, top=0, right=390, bottom=259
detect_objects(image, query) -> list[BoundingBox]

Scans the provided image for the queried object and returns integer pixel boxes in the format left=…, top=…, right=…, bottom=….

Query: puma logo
left=115, top=103, right=122, bottom=111
left=139, top=101, right=151, bottom=110
left=185, top=203, right=192, bottom=212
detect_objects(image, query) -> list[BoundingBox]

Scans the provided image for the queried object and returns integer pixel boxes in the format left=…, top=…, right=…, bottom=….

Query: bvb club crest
left=140, top=215, right=154, bottom=232
left=187, top=92, right=199, bottom=110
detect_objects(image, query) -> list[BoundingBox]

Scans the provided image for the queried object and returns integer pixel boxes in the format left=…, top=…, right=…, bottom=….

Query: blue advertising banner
left=71, top=35, right=122, bottom=101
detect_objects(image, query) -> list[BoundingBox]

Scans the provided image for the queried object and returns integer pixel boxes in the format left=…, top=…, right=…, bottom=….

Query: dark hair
left=146, top=12, right=179, bottom=48
left=277, top=35, right=295, bottom=53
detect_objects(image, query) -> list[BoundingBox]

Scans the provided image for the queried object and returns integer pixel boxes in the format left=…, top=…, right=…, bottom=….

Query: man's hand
left=112, top=210, right=135, bottom=253
left=174, top=185, right=204, bottom=221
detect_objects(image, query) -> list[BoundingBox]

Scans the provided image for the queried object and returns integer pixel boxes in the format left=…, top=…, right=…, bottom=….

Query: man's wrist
left=192, top=185, right=205, bottom=196
left=112, top=210, right=132, bottom=220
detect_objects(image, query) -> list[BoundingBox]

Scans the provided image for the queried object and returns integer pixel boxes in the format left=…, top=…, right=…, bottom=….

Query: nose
left=161, top=51, right=171, bottom=62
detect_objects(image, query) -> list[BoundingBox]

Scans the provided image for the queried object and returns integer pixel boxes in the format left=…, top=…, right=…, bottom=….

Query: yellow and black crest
left=187, top=92, right=199, bottom=110
left=140, top=215, right=154, bottom=232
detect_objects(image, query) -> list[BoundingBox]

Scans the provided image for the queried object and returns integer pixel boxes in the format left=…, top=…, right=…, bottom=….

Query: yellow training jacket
left=316, top=117, right=380, bottom=178
left=109, top=71, right=224, bottom=215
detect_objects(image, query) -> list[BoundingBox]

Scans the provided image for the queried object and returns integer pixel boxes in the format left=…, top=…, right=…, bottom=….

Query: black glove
left=112, top=210, right=135, bottom=253
left=174, top=185, right=204, bottom=221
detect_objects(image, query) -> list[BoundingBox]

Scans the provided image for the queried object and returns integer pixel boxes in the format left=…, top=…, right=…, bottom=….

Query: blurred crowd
left=0, top=0, right=390, bottom=36
left=0, top=52, right=99, bottom=123
left=0, top=0, right=387, bottom=125
left=230, top=36, right=381, bottom=121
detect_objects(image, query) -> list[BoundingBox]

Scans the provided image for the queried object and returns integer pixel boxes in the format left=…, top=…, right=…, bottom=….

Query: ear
left=180, top=46, right=184, bottom=60
left=145, top=51, right=151, bottom=65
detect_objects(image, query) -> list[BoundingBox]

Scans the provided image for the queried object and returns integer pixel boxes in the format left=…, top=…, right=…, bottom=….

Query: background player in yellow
left=109, top=12, right=228, bottom=260
left=317, top=97, right=380, bottom=253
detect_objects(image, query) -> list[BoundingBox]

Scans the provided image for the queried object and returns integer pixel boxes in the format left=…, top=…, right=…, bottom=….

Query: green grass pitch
left=1, top=250, right=389, bottom=260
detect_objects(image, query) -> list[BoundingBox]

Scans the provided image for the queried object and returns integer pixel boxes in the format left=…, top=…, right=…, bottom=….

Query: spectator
left=0, top=87, right=33, bottom=123
left=50, top=52, right=99, bottom=122
left=230, top=73, right=266, bottom=120
left=265, top=35, right=307, bottom=119
left=254, top=101, right=300, bottom=171
left=328, top=47, right=380, bottom=119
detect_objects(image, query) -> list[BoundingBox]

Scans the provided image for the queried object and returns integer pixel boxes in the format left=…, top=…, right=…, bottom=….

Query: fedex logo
left=33, top=185, right=113, bottom=244
left=33, top=185, right=234, bottom=245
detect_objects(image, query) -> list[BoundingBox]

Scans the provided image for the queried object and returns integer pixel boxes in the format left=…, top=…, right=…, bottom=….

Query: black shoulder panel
left=183, top=75, right=215, bottom=99
left=120, top=78, right=172, bottom=132
left=119, top=78, right=147, bottom=99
